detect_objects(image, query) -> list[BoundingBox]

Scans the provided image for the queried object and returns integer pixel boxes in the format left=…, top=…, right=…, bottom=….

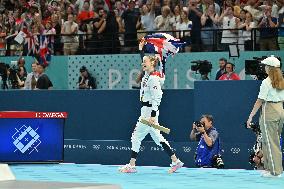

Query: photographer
left=78, top=66, right=97, bottom=89
left=247, top=56, right=284, bottom=177
left=190, top=115, right=223, bottom=168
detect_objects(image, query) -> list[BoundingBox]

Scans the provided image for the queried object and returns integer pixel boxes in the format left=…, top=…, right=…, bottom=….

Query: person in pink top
left=218, top=62, right=240, bottom=80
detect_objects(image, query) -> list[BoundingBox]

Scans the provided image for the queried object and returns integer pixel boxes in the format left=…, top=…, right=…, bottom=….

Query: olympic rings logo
left=92, top=145, right=101, bottom=150
left=248, top=148, right=254, bottom=153
left=183, top=147, right=191, bottom=152
left=231, top=147, right=241, bottom=154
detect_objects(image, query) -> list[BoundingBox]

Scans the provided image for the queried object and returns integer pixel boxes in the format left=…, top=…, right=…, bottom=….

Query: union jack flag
left=22, top=23, right=52, bottom=66
left=143, top=33, right=185, bottom=61
left=38, top=35, right=51, bottom=66
left=143, top=33, right=185, bottom=76
left=22, top=24, right=39, bottom=56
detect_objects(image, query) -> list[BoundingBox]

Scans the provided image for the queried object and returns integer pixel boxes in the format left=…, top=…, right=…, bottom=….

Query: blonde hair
left=267, top=66, right=284, bottom=89
left=143, top=55, right=159, bottom=67
left=137, top=56, right=159, bottom=83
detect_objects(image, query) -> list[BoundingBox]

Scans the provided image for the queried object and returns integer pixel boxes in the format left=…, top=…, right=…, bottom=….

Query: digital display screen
left=0, top=118, right=64, bottom=162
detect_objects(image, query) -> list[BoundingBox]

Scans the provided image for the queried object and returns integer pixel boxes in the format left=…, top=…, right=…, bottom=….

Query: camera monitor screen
left=0, top=112, right=66, bottom=162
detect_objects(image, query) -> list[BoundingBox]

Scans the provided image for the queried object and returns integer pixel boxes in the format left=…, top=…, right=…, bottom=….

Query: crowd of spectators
left=0, top=0, right=283, bottom=56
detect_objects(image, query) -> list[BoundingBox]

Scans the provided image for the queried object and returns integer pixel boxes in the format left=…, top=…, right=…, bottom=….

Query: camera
left=244, top=122, right=263, bottom=169
left=194, top=121, right=204, bottom=128
left=244, top=122, right=261, bottom=134
left=245, top=56, right=282, bottom=80
left=212, top=154, right=225, bottom=169
left=191, top=60, right=212, bottom=75
left=0, top=63, right=19, bottom=89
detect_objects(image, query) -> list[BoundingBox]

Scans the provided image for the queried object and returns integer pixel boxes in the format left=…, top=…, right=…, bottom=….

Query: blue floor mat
left=10, top=164, right=284, bottom=189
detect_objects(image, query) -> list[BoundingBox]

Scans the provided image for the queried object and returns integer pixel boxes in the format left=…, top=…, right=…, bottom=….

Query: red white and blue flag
left=38, top=35, right=51, bottom=66
left=143, top=33, right=185, bottom=61
left=143, top=33, right=185, bottom=76
left=22, top=24, right=39, bottom=56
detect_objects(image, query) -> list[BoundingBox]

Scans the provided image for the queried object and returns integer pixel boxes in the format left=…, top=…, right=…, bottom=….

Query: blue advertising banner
left=64, top=139, right=256, bottom=169
left=0, top=118, right=64, bottom=162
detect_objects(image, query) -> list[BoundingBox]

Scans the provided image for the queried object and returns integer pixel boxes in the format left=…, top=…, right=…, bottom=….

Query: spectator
left=203, top=0, right=221, bottom=16
left=153, top=0, right=162, bottom=16
left=75, top=0, right=94, bottom=12
left=258, top=5, right=278, bottom=51
left=114, top=0, right=126, bottom=16
left=103, top=11, right=120, bottom=54
left=188, top=0, right=203, bottom=51
left=43, top=21, right=56, bottom=54
left=190, top=114, right=221, bottom=168
left=260, top=0, right=279, bottom=18
left=35, top=63, right=53, bottom=90
left=201, top=4, right=218, bottom=51
left=215, top=57, right=227, bottom=80
left=5, top=15, right=22, bottom=56
left=78, top=66, right=97, bottom=89
left=243, top=0, right=263, bottom=21
left=170, top=5, right=181, bottom=33
left=77, top=0, right=95, bottom=24
left=63, top=5, right=76, bottom=22
left=51, top=13, right=63, bottom=55
left=236, top=9, right=247, bottom=51
left=218, top=6, right=238, bottom=51
left=154, top=5, right=172, bottom=31
left=140, top=1, right=155, bottom=32
left=175, top=10, right=192, bottom=52
left=218, top=62, right=240, bottom=80
left=24, top=61, right=38, bottom=90
left=243, top=11, right=256, bottom=51
left=61, top=13, right=79, bottom=55
left=114, top=8, right=125, bottom=47
left=121, top=0, right=140, bottom=51
left=91, top=8, right=107, bottom=54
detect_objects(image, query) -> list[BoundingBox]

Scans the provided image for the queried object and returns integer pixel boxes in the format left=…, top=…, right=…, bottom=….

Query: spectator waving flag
left=143, top=33, right=185, bottom=76
left=22, top=23, right=39, bottom=56
left=38, top=35, right=51, bottom=66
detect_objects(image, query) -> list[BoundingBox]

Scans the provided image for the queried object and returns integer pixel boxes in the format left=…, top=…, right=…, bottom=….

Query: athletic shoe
left=168, top=159, right=184, bottom=173
left=259, top=170, right=269, bottom=176
left=262, top=172, right=282, bottom=178
left=118, top=164, right=137, bottom=173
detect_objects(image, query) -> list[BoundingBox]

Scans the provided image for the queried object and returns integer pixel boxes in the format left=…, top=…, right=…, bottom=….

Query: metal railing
left=0, top=27, right=283, bottom=56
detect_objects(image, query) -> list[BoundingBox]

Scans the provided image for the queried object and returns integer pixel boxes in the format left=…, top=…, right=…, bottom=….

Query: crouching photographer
left=245, top=122, right=264, bottom=170
left=190, top=114, right=224, bottom=168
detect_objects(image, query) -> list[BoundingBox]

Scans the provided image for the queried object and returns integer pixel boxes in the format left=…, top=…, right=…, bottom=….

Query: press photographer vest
left=195, top=127, right=220, bottom=167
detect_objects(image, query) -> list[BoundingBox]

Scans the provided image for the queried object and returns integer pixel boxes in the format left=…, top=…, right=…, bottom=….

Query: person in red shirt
left=218, top=62, right=240, bottom=80
left=77, top=0, right=95, bottom=24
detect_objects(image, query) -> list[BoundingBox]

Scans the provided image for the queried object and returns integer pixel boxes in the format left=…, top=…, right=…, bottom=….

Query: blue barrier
left=64, top=140, right=253, bottom=169
left=0, top=81, right=282, bottom=168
